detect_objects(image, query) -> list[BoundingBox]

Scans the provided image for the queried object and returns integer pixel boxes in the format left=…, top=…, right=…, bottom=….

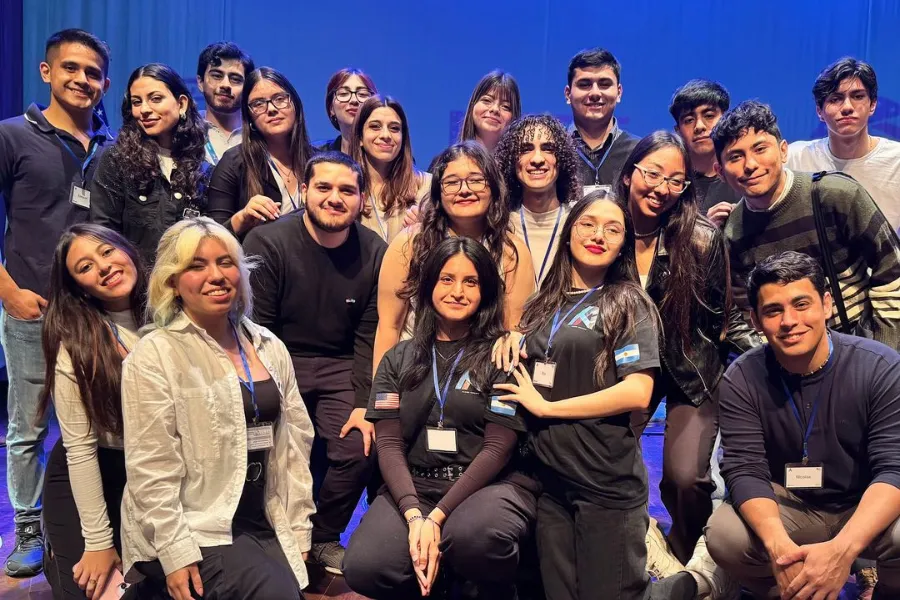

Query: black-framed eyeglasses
left=441, top=176, right=487, bottom=194
left=633, top=164, right=690, bottom=194
left=335, top=88, right=373, bottom=103
left=574, top=221, right=625, bottom=242
left=248, top=93, right=292, bottom=115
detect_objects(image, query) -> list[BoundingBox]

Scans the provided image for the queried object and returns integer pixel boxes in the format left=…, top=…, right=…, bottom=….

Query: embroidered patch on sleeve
left=490, top=395, right=517, bottom=417
left=614, top=344, right=641, bottom=366
left=374, top=392, right=400, bottom=410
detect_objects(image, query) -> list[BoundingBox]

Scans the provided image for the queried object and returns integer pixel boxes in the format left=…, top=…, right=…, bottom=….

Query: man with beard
left=196, top=42, right=254, bottom=165
left=564, top=47, right=639, bottom=196
left=244, top=152, right=386, bottom=575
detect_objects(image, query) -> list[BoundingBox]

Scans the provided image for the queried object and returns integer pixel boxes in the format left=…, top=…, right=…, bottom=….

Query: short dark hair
left=45, top=29, right=110, bottom=74
left=711, top=100, right=782, bottom=161
left=303, top=151, right=367, bottom=195
left=748, top=251, right=827, bottom=311
left=669, top=79, right=730, bottom=123
left=567, top=48, right=621, bottom=86
left=812, top=57, right=878, bottom=108
left=196, top=41, right=254, bottom=79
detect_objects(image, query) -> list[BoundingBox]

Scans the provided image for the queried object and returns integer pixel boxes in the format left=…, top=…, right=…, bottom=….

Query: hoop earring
left=179, top=112, right=186, bottom=122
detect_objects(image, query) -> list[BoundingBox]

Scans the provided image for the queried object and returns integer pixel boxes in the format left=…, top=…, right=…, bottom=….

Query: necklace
left=271, top=158, right=296, bottom=185
left=634, top=227, right=660, bottom=239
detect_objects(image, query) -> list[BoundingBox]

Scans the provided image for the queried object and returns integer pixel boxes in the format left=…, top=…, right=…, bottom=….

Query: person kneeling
left=119, top=218, right=316, bottom=600
left=707, top=251, right=900, bottom=599
left=343, top=237, right=538, bottom=600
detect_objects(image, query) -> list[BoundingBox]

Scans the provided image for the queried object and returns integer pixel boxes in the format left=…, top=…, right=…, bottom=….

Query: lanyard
left=545, top=285, right=602, bottom=356
left=109, top=321, right=129, bottom=353
left=431, top=346, right=464, bottom=428
left=232, top=322, right=260, bottom=423
left=268, top=157, right=299, bottom=211
left=370, top=196, right=387, bottom=240
left=520, top=206, right=563, bottom=285
left=575, top=126, right=620, bottom=185
left=205, top=140, right=219, bottom=166
left=55, top=134, right=98, bottom=183
left=779, top=335, right=833, bottom=464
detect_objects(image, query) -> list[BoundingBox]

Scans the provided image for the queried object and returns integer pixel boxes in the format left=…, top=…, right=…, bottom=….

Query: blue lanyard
left=370, top=196, right=387, bottom=240
left=431, top=346, right=464, bottom=428
left=779, top=335, right=833, bottom=464
left=55, top=134, right=98, bottom=183
left=109, top=321, right=129, bottom=353
left=520, top=206, right=563, bottom=285
left=575, top=126, right=619, bottom=185
left=205, top=140, right=219, bottom=166
left=268, top=157, right=299, bottom=211
left=232, top=322, right=260, bottom=423
left=545, top=285, right=602, bottom=356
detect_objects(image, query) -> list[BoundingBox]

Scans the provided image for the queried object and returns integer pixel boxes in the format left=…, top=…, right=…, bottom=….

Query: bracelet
left=424, top=516, right=441, bottom=529
left=406, top=514, right=424, bottom=525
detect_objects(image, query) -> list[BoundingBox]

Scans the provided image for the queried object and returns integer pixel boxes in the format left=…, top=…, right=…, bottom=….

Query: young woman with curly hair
left=90, top=63, right=210, bottom=267
left=495, top=115, right=582, bottom=286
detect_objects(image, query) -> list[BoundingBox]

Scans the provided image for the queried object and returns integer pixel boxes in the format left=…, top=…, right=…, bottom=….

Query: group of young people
left=1, top=25, right=900, bottom=600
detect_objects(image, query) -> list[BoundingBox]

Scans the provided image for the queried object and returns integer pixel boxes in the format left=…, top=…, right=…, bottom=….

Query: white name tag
left=533, top=360, right=557, bottom=388
left=70, top=184, right=91, bottom=208
left=785, top=462, right=824, bottom=489
left=583, top=184, right=611, bottom=197
left=247, top=422, right=275, bottom=451
left=426, top=427, right=458, bottom=453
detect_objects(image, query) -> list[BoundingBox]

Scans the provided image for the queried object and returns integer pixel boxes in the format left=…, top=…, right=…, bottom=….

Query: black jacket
left=646, top=218, right=759, bottom=406
left=206, top=145, right=286, bottom=236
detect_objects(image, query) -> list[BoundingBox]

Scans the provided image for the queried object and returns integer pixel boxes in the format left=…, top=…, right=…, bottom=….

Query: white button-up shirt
left=120, top=313, right=316, bottom=588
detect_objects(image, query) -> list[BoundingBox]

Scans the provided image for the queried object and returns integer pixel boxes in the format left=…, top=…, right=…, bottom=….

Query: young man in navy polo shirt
left=0, top=28, right=112, bottom=577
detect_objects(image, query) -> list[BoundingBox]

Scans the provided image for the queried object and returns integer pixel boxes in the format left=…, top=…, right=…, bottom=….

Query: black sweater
left=243, top=212, right=386, bottom=407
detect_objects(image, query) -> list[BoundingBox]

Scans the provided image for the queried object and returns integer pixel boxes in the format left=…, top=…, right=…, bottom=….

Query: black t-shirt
left=366, top=339, right=526, bottom=471
left=693, top=172, right=741, bottom=214
left=234, top=377, right=281, bottom=533
left=524, top=288, right=660, bottom=508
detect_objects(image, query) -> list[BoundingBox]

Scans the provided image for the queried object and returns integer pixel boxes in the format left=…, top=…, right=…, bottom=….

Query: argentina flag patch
left=490, top=395, right=517, bottom=417
left=614, top=344, right=641, bottom=366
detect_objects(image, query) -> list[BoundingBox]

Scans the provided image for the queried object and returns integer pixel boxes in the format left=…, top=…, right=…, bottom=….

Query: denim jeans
left=1, top=309, right=50, bottom=527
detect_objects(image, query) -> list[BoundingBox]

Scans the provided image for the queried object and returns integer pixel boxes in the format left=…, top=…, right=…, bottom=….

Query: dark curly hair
left=494, top=114, right=581, bottom=211
left=111, top=63, right=208, bottom=202
left=400, top=141, right=516, bottom=301
left=711, top=100, right=782, bottom=161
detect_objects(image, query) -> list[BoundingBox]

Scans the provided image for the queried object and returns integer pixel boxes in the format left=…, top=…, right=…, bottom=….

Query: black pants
left=632, top=386, right=719, bottom=563
left=43, top=438, right=126, bottom=600
left=131, top=528, right=303, bottom=599
left=344, top=479, right=537, bottom=600
left=293, top=356, right=375, bottom=544
left=537, top=480, right=696, bottom=600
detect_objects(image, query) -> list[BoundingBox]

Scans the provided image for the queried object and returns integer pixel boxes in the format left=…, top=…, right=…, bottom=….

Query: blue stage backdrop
left=20, top=0, right=900, bottom=165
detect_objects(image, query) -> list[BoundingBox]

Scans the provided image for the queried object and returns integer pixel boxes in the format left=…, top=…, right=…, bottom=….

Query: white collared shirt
left=204, top=118, right=242, bottom=165
left=120, top=312, right=316, bottom=587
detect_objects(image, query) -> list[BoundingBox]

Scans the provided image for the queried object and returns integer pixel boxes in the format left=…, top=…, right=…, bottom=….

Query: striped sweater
left=724, top=170, right=900, bottom=350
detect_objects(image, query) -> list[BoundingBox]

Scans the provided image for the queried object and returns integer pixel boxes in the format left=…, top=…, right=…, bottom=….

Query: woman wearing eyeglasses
left=617, top=132, right=757, bottom=590
left=317, top=68, right=377, bottom=155
left=206, top=67, right=314, bottom=238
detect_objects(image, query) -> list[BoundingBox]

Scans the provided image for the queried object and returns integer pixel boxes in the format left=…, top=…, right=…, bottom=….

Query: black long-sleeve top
left=720, top=331, right=900, bottom=511
left=243, top=212, right=386, bottom=407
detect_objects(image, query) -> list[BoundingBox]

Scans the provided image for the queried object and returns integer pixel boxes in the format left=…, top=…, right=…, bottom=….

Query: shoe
left=855, top=567, right=877, bottom=600
left=646, top=517, right=684, bottom=580
left=685, top=535, right=739, bottom=600
left=5, top=522, right=44, bottom=578
left=309, top=540, right=345, bottom=576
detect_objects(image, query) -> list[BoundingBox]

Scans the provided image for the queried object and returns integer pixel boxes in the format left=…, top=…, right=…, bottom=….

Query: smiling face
left=301, top=161, right=363, bottom=233
left=817, top=76, right=876, bottom=140
left=198, top=58, right=246, bottom=115
left=247, top=79, right=296, bottom=140
left=569, top=198, right=626, bottom=274
left=472, top=86, right=514, bottom=140
left=361, top=106, right=402, bottom=166
left=751, top=278, right=833, bottom=364
left=624, top=145, right=687, bottom=222
left=66, top=235, right=138, bottom=312
left=432, top=252, right=481, bottom=325
left=440, top=156, right=492, bottom=225
left=174, top=237, right=241, bottom=322
left=41, top=42, right=110, bottom=113
left=516, top=125, right=560, bottom=195
left=565, top=66, right=622, bottom=127
left=129, top=76, right=188, bottom=144
left=716, top=128, right=788, bottom=200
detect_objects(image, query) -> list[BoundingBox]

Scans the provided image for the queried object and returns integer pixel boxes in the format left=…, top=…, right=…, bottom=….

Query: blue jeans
left=1, top=309, right=50, bottom=527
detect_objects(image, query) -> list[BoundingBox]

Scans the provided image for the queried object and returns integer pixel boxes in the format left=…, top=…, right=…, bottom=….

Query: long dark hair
left=401, top=141, right=516, bottom=301
left=400, top=237, right=506, bottom=391
left=494, top=114, right=582, bottom=210
left=39, top=224, right=148, bottom=437
left=350, top=95, right=418, bottom=218
left=240, top=67, right=314, bottom=201
left=518, top=191, right=660, bottom=379
left=325, top=67, right=378, bottom=130
left=458, top=70, right=522, bottom=143
left=615, top=131, right=714, bottom=346
left=113, top=63, right=208, bottom=202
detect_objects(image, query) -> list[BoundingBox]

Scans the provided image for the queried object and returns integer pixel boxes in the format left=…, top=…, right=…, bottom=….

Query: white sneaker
left=646, top=517, right=684, bottom=580
left=685, top=535, right=740, bottom=599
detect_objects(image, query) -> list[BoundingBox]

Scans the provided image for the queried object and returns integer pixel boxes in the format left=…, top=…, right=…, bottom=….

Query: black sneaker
left=309, top=541, right=345, bottom=575
left=5, top=522, right=43, bottom=577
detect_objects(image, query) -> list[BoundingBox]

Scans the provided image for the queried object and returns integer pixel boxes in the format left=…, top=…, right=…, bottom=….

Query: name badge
left=533, top=360, right=557, bottom=388
left=785, top=462, right=824, bottom=489
left=182, top=208, right=201, bottom=220
left=426, top=427, right=458, bottom=453
left=70, top=184, right=91, bottom=208
left=247, top=422, right=275, bottom=451
left=583, top=184, right=611, bottom=197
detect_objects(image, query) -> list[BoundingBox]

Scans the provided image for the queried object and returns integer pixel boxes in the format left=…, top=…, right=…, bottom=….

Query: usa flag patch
left=614, top=344, right=641, bottom=366
left=374, top=392, right=400, bottom=410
